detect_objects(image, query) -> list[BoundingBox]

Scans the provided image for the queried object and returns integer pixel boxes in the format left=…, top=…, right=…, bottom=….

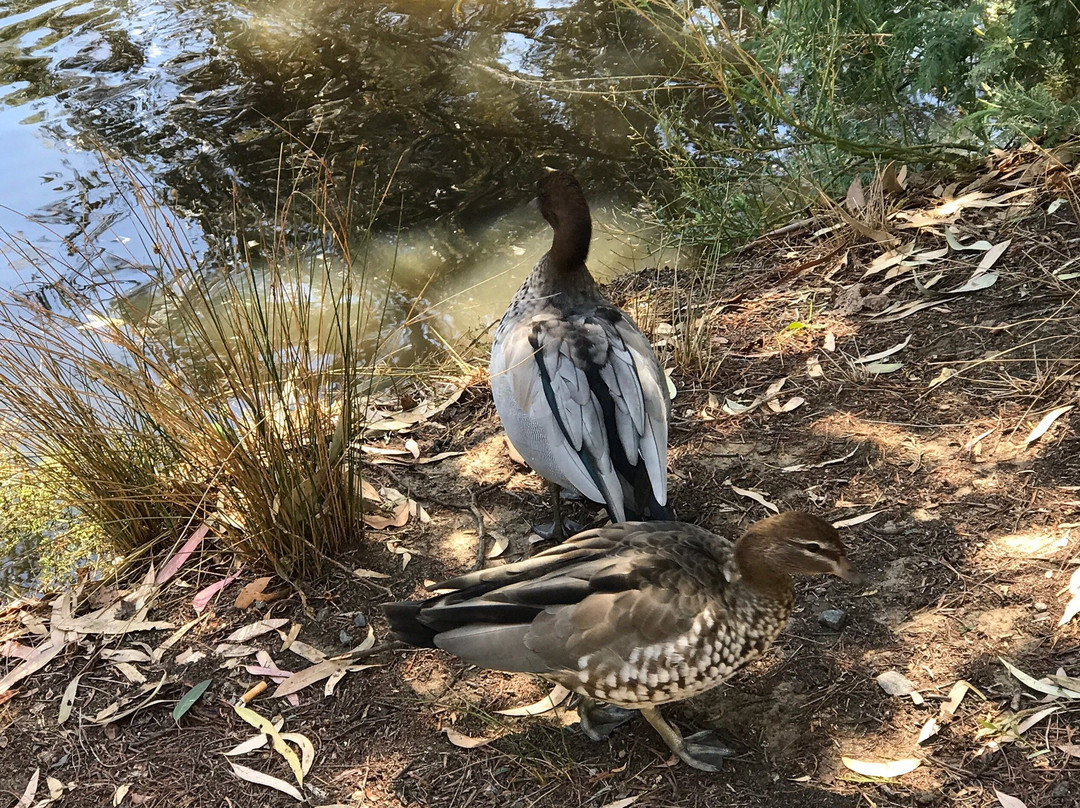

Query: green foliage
left=621, top=0, right=1080, bottom=251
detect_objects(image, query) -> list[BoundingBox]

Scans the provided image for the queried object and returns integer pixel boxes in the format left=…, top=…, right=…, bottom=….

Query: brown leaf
left=363, top=500, right=410, bottom=530
left=234, top=577, right=273, bottom=610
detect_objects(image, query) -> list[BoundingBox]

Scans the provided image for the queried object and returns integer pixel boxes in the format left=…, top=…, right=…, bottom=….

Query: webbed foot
left=576, top=696, right=636, bottom=741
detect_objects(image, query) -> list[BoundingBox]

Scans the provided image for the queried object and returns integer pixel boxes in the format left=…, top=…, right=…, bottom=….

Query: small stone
left=339, top=630, right=354, bottom=646
left=353, top=612, right=368, bottom=628
left=1034, top=601, right=1048, bottom=612
left=316, top=607, right=331, bottom=622
left=880, top=520, right=900, bottom=535
left=819, top=609, right=848, bottom=631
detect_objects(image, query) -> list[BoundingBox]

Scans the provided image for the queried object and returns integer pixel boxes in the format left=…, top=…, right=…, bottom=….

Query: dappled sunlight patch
left=981, top=530, right=1072, bottom=560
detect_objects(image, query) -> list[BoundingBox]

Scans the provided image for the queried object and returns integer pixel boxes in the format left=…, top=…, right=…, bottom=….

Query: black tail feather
left=383, top=601, right=439, bottom=648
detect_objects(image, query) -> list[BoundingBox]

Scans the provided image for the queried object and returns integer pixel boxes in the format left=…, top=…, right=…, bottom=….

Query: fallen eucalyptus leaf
left=445, top=727, right=497, bottom=749
left=227, top=762, right=303, bottom=802
left=173, top=679, right=212, bottom=723
left=226, top=619, right=290, bottom=644
left=496, top=684, right=571, bottom=716
left=864, top=362, right=903, bottom=374
left=854, top=335, right=911, bottom=365
left=233, top=703, right=304, bottom=786
left=841, top=757, right=921, bottom=778
left=994, top=790, right=1028, bottom=808
left=58, top=673, right=82, bottom=725
left=832, top=511, right=883, bottom=529
left=1025, top=405, right=1074, bottom=445
left=728, top=484, right=779, bottom=513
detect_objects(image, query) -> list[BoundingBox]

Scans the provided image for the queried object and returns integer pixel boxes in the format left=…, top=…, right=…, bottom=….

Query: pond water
left=0, top=0, right=691, bottom=311
left=0, top=0, right=701, bottom=592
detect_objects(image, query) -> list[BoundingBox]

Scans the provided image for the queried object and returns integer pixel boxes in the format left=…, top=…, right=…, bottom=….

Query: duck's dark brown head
left=735, top=511, right=859, bottom=590
left=538, top=170, right=592, bottom=269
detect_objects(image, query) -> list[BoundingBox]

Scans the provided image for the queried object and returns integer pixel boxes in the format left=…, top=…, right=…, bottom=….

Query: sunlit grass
left=0, top=155, right=476, bottom=581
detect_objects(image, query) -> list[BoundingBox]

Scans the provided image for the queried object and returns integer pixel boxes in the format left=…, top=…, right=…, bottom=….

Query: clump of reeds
left=0, top=156, right=451, bottom=579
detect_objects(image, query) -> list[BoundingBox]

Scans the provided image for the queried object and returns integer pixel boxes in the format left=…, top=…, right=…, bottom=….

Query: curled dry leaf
left=227, top=762, right=303, bottom=802
left=445, top=727, right=497, bottom=749
left=113, top=783, right=130, bottom=806
left=917, top=717, right=940, bottom=744
left=939, top=680, right=981, bottom=721
left=854, top=335, right=911, bottom=365
left=280, top=732, right=316, bottom=777
left=832, top=511, right=883, bottom=529
left=233, top=703, right=304, bottom=786
left=928, top=367, right=955, bottom=388
left=728, top=484, right=779, bottom=514
left=1025, top=405, right=1074, bottom=445
left=496, top=684, right=571, bottom=716
left=841, top=757, right=921, bottom=778
left=486, top=532, right=510, bottom=559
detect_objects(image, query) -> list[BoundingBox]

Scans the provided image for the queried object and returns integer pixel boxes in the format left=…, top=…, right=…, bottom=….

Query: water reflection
left=0, top=0, right=681, bottom=266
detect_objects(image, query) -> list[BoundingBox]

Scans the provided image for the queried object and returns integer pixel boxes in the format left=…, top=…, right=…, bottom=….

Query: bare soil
left=2, top=146, right=1080, bottom=808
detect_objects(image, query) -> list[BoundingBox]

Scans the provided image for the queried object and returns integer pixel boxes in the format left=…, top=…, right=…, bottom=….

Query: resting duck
left=384, top=511, right=858, bottom=771
left=489, top=170, right=670, bottom=539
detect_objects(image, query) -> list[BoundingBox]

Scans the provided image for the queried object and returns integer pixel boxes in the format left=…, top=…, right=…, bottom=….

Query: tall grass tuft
left=0, top=156, right=442, bottom=579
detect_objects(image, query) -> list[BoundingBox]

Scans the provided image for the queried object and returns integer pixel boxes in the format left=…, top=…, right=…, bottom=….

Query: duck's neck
left=550, top=213, right=592, bottom=272
left=734, top=532, right=792, bottom=597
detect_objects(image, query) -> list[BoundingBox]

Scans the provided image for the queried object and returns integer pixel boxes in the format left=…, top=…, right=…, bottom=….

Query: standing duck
left=489, top=170, right=670, bottom=539
left=384, top=512, right=858, bottom=771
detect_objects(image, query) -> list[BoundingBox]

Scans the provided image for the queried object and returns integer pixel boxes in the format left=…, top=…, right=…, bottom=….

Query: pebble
left=354, top=612, right=368, bottom=628
left=316, top=607, right=331, bottom=622
left=819, top=609, right=848, bottom=631
left=339, top=630, right=354, bottom=646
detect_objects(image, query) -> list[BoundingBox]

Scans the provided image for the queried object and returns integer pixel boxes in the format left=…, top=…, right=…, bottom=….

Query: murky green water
left=0, top=0, right=686, bottom=293
left=0, top=0, right=699, bottom=591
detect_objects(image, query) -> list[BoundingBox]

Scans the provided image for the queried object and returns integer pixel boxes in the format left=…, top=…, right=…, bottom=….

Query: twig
left=345, top=639, right=409, bottom=661
left=470, top=489, right=488, bottom=570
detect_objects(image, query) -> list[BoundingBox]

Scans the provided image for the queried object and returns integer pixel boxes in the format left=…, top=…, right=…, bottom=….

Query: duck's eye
left=804, top=542, right=821, bottom=553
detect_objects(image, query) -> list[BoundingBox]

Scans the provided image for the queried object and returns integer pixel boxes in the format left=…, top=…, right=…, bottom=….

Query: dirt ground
left=2, top=146, right=1080, bottom=808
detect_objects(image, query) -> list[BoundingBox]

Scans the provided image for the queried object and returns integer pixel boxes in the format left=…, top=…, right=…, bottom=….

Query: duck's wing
left=404, top=523, right=727, bottom=677
left=498, top=304, right=668, bottom=521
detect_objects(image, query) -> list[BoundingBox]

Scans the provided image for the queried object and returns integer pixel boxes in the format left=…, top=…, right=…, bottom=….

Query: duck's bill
left=834, top=557, right=863, bottom=584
